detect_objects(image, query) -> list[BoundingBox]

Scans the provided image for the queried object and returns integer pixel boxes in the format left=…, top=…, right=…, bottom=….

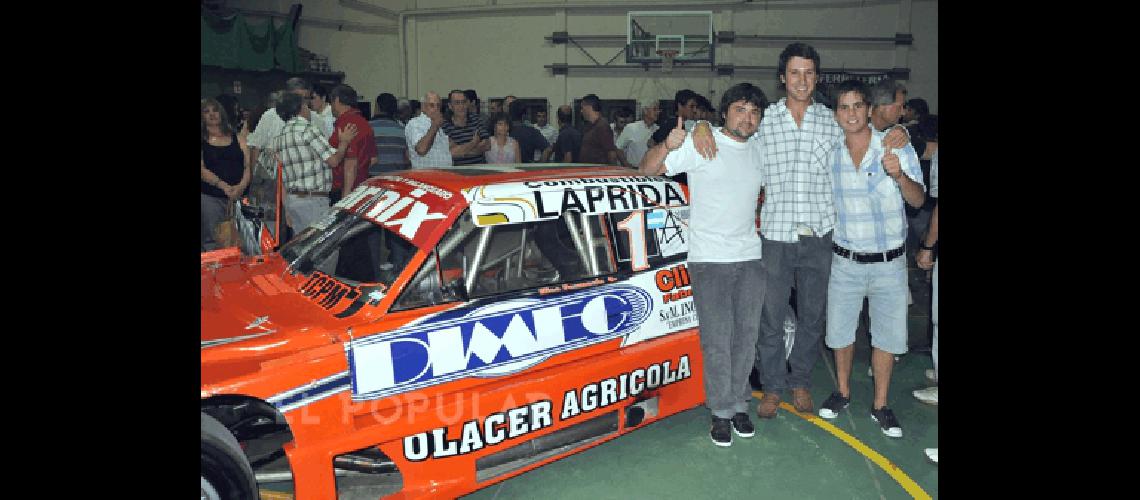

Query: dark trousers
left=755, top=231, right=833, bottom=394
left=689, top=259, right=766, bottom=418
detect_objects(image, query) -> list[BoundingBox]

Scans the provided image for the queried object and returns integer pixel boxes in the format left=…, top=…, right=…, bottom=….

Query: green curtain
left=202, top=12, right=298, bottom=72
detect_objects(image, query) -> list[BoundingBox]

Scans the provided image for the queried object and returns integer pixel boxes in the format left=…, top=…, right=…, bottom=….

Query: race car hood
left=201, top=254, right=344, bottom=349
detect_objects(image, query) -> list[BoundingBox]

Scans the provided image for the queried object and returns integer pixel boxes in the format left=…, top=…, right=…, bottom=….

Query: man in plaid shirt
left=817, top=80, right=924, bottom=438
left=270, top=92, right=357, bottom=237
left=689, top=43, right=908, bottom=421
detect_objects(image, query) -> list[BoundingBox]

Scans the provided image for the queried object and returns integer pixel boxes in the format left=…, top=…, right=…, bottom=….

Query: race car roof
left=362, top=164, right=689, bottom=227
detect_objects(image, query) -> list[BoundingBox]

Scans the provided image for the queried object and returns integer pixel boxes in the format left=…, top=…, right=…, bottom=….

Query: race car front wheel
left=201, top=412, right=258, bottom=500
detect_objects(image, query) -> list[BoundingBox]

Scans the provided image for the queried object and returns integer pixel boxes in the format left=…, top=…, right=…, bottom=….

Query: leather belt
left=832, top=243, right=905, bottom=263
left=288, top=190, right=330, bottom=197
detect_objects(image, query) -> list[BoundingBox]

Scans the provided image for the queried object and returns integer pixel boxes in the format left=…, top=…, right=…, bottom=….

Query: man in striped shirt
left=817, top=80, right=924, bottom=439
left=442, top=89, right=489, bottom=165
left=269, top=92, right=357, bottom=236
left=369, top=92, right=410, bottom=175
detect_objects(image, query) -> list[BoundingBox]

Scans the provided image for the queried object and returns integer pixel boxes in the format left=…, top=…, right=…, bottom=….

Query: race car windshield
left=280, top=205, right=417, bottom=287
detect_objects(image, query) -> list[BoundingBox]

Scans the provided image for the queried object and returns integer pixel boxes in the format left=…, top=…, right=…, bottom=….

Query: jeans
left=285, top=194, right=332, bottom=236
left=755, top=231, right=833, bottom=394
left=689, top=259, right=766, bottom=418
left=824, top=255, right=909, bottom=355
left=201, top=193, right=228, bottom=251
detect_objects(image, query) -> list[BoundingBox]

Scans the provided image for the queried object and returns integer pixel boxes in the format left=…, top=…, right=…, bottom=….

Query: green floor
left=462, top=264, right=938, bottom=500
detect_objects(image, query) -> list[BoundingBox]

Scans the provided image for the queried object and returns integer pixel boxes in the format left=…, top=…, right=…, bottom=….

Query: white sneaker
left=912, top=386, right=938, bottom=405
left=924, top=448, right=938, bottom=464
left=925, top=369, right=937, bottom=384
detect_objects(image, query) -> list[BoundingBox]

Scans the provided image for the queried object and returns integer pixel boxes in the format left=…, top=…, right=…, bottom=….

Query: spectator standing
left=869, top=80, right=907, bottom=132
left=484, top=112, right=520, bottom=164
left=816, top=80, right=924, bottom=439
left=549, top=105, right=582, bottom=163
left=269, top=92, right=357, bottom=234
left=370, top=92, right=410, bottom=175
left=616, top=100, right=660, bottom=167
left=902, top=97, right=928, bottom=128
left=310, top=84, right=336, bottom=139
left=532, top=108, right=559, bottom=154
left=578, top=94, right=629, bottom=167
left=405, top=91, right=452, bottom=168
left=395, top=99, right=413, bottom=126
left=508, top=100, right=548, bottom=163
left=442, top=89, right=490, bottom=166
left=201, top=97, right=251, bottom=251
left=651, top=89, right=700, bottom=146
left=638, top=83, right=768, bottom=447
left=328, top=84, right=377, bottom=204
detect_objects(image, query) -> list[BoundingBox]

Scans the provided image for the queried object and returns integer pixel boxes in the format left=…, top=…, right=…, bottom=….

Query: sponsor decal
left=347, top=285, right=655, bottom=401
left=654, top=207, right=688, bottom=258
left=402, top=355, right=691, bottom=461
left=467, top=179, right=687, bottom=227
left=335, top=185, right=451, bottom=247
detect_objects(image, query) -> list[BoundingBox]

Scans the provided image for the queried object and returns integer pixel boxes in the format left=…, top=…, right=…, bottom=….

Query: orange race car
left=201, top=164, right=705, bottom=500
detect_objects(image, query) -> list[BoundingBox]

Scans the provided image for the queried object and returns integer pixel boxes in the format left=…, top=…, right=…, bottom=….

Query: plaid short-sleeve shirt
left=753, top=98, right=844, bottom=242
left=270, top=116, right=333, bottom=191
left=830, top=126, right=925, bottom=252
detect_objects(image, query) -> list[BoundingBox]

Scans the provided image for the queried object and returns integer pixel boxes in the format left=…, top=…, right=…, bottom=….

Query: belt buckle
left=796, top=226, right=815, bottom=238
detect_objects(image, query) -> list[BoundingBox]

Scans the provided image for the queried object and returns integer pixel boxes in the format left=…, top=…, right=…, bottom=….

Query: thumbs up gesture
left=665, top=116, right=686, bottom=151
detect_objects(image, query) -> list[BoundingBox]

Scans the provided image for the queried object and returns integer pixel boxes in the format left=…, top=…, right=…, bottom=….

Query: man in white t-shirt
left=639, top=82, right=768, bottom=448
left=615, top=100, right=660, bottom=167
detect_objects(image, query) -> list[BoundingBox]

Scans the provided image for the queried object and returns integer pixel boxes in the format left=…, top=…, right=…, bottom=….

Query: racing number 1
left=617, top=211, right=649, bottom=272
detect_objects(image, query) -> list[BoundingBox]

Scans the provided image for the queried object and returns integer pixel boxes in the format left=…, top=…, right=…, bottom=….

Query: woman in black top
left=201, top=97, right=250, bottom=251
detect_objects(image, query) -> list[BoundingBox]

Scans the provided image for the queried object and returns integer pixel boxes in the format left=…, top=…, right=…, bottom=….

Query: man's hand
left=426, top=106, right=444, bottom=127
left=916, top=249, right=934, bottom=270
left=692, top=120, right=717, bottom=160
left=665, top=117, right=686, bottom=151
left=882, top=151, right=903, bottom=180
left=882, top=125, right=908, bottom=149
left=337, top=123, right=359, bottom=144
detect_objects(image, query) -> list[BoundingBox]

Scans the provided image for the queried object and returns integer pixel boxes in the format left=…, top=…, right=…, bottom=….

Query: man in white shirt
left=404, top=91, right=452, bottom=168
left=616, top=100, right=660, bottom=167
left=639, top=82, right=768, bottom=448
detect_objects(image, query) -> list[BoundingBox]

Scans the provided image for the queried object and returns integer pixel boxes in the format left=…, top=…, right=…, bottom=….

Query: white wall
left=223, top=0, right=937, bottom=113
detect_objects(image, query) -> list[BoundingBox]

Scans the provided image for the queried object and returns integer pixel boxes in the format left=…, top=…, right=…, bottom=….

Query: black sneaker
left=710, top=417, right=733, bottom=447
left=818, top=392, right=850, bottom=420
left=730, top=412, right=755, bottom=438
left=870, top=406, right=903, bottom=438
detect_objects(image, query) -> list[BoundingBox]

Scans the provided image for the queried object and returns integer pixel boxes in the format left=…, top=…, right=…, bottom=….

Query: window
left=393, top=210, right=619, bottom=310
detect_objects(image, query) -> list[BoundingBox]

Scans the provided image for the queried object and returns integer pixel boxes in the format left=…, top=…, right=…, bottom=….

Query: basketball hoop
left=657, top=49, right=678, bottom=73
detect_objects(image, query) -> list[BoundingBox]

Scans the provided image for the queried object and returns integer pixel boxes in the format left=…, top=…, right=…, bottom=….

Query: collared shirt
left=369, top=115, right=409, bottom=171
left=441, top=112, right=489, bottom=165
left=830, top=126, right=924, bottom=253
left=330, top=108, right=377, bottom=193
left=270, top=116, right=334, bottom=191
left=580, top=116, right=617, bottom=164
left=615, top=120, right=659, bottom=167
left=752, top=98, right=844, bottom=242
left=314, top=105, right=335, bottom=139
left=247, top=108, right=285, bottom=150
left=404, top=113, right=452, bottom=168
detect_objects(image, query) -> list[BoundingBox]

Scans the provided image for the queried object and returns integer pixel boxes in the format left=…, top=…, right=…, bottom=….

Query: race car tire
left=201, top=412, right=258, bottom=500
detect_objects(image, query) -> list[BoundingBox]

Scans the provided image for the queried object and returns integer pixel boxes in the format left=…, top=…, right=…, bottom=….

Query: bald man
left=405, top=91, right=453, bottom=167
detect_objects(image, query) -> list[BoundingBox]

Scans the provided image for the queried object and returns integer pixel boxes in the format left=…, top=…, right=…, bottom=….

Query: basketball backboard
left=626, top=11, right=714, bottom=64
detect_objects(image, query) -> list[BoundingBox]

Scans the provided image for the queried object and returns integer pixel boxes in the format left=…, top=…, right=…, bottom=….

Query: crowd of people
left=200, top=41, right=939, bottom=463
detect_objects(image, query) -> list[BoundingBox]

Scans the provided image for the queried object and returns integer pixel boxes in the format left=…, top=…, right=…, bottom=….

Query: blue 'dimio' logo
left=347, top=285, right=653, bottom=400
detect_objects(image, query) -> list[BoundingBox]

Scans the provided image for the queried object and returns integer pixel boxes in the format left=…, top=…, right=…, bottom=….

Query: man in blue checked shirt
left=815, top=80, right=925, bottom=439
